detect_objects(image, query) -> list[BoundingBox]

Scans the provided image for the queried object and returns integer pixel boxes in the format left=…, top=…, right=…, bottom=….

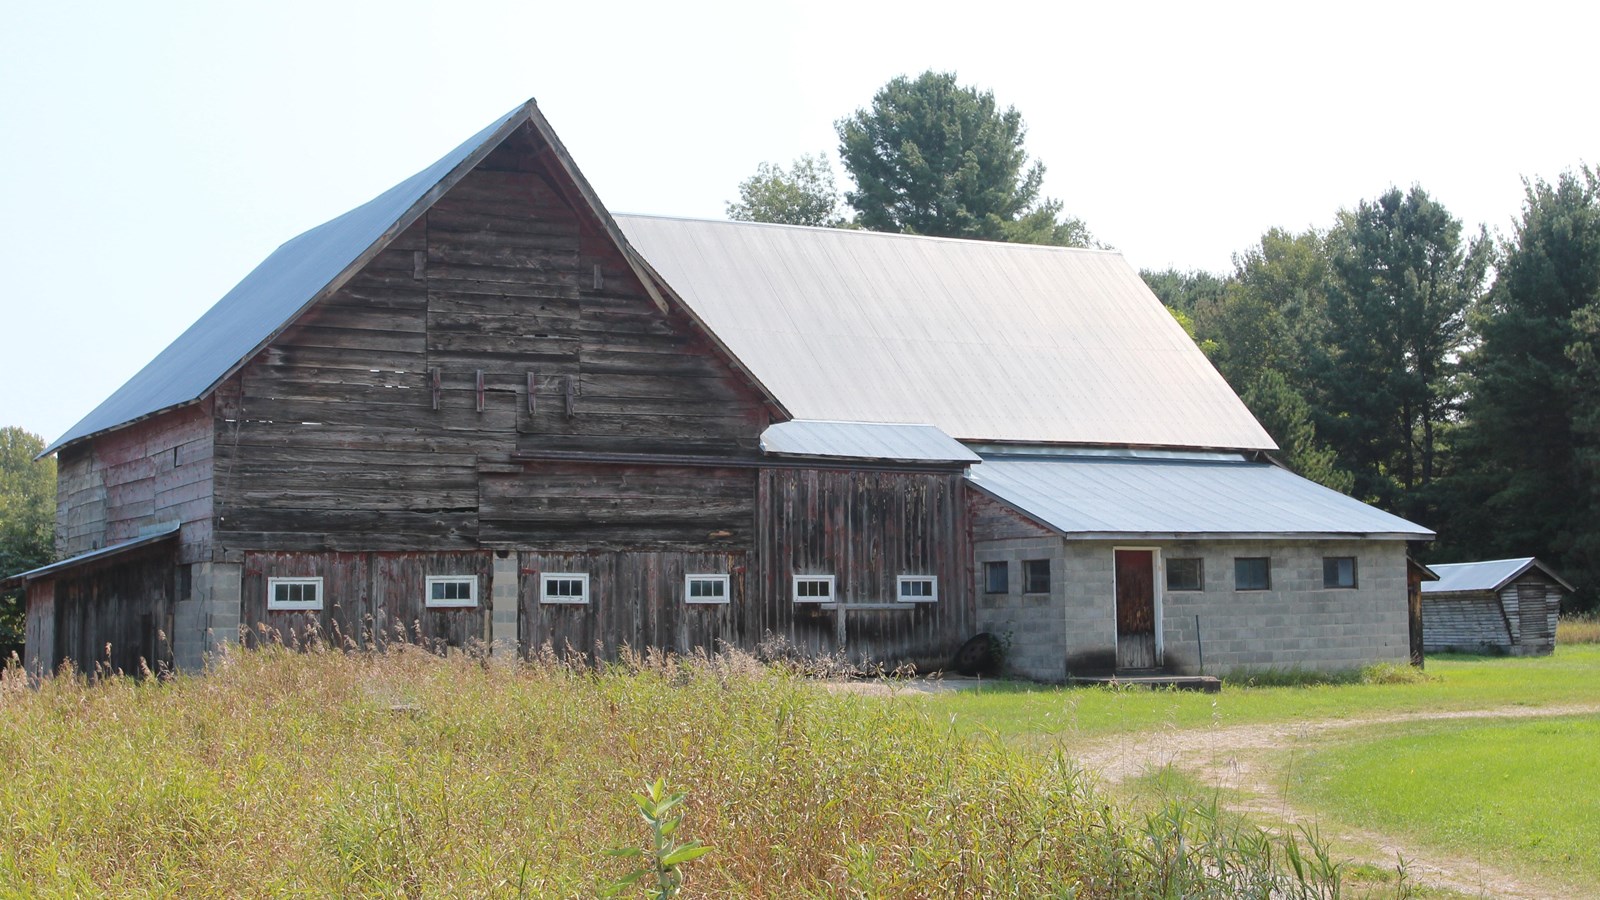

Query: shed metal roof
left=1422, top=558, right=1574, bottom=594
left=760, top=420, right=979, bottom=464
left=616, top=215, right=1276, bottom=451
left=967, top=454, right=1434, bottom=540
left=0, top=522, right=180, bottom=590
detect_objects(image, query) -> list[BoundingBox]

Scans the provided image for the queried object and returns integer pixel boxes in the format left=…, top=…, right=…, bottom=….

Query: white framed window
left=897, top=575, right=938, bottom=603
left=792, top=575, right=835, bottom=603
left=685, top=574, right=730, bottom=605
left=425, top=575, right=478, bottom=608
left=540, top=572, right=589, bottom=605
left=267, top=576, right=323, bottom=611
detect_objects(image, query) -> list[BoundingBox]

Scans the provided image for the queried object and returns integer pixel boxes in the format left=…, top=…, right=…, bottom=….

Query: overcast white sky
left=3, top=1, right=1596, bottom=444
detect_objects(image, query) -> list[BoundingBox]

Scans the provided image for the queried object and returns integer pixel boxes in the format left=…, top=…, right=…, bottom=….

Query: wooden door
left=1115, top=549, right=1158, bottom=670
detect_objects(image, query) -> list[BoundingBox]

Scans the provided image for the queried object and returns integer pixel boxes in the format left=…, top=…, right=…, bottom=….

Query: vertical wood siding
left=754, top=468, right=973, bottom=668
left=517, top=549, right=748, bottom=660
left=240, top=551, right=492, bottom=650
left=50, top=547, right=176, bottom=676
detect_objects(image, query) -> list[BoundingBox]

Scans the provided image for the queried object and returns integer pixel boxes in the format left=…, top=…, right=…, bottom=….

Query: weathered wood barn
left=1421, top=558, right=1570, bottom=656
left=7, top=100, right=1434, bottom=681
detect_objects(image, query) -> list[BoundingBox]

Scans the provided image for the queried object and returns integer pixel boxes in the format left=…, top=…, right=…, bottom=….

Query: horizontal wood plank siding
left=213, top=128, right=770, bottom=558
left=55, top=405, right=213, bottom=565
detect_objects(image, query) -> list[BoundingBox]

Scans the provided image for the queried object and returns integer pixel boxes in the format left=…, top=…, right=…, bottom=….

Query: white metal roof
left=617, top=215, right=1277, bottom=450
left=1422, top=558, right=1574, bottom=593
left=967, top=454, right=1434, bottom=540
left=760, top=420, right=979, bottom=464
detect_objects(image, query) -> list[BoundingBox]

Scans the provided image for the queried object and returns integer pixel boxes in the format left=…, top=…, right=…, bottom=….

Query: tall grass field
left=0, top=646, right=1390, bottom=898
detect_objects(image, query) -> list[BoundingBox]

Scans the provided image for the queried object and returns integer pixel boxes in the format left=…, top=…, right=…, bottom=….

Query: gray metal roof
left=967, top=453, right=1434, bottom=539
left=1422, top=558, right=1574, bottom=594
left=44, top=104, right=545, bottom=456
left=0, top=522, right=179, bottom=589
left=615, top=215, right=1277, bottom=451
left=760, top=420, right=980, bottom=464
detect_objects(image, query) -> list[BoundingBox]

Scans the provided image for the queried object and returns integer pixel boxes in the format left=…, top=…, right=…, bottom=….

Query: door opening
left=1114, top=548, right=1160, bottom=670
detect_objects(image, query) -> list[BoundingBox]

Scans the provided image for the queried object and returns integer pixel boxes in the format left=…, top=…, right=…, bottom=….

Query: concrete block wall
left=1156, top=539, right=1410, bottom=675
left=976, top=536, right=1412, bottom=681
left=173, top=561, right=242, bottom=672
left=974, top=536, right=1099, bottom=682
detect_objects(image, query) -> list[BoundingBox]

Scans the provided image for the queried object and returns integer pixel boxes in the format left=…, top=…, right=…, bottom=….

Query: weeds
left=0, top=645, right=1408, bottom=897
left=1557, top=611, right=1600, bottom=645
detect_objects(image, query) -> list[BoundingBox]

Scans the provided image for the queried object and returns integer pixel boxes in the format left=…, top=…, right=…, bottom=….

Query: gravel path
left=1072, top=702, right=1600, bottom=900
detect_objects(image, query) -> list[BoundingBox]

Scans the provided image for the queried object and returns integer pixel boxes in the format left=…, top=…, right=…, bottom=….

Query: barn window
left=1234, top=557, right=1271, bottom=591
left=1167, top=558, right=1204, bottom=592
left=425, top=575, right=478, bottom=608
left=984, top=561, right=1009, bottom=594
left=1322, top=557, right=1358, bottom=589
left=541, top=573, right=589, bottom=605
left=1023, top=559, right=1051, bottom=594
left=793, top=575, right=835, bottom=603
left=897, top=575, right=938, bottom=603
left=267, top=576, right=323, bottom=611
left=685, top=574, right=730, bottom=605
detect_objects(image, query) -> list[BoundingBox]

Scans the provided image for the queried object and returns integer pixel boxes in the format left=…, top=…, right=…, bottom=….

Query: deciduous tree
left=726, top=154, right=846, bottom=227
left=0, top=427, right=55, bottom=656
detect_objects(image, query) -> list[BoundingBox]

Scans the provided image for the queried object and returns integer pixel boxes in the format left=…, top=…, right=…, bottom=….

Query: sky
left=3, top=0, right=1596, bottom=445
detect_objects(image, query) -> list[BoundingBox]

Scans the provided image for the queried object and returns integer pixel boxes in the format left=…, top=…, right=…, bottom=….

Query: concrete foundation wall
left=977, top=537, right=1411, bottom=681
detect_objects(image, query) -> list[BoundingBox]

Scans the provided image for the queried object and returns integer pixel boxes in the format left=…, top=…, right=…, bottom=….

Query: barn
left=5, top=99, right=1434, bottom=681
left=1421, top=558, right=1570, bottom=656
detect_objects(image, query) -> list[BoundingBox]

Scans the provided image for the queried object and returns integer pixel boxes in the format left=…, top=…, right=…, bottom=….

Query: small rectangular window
left=1235, top=557, right=1271, bottom=591
left=425, top=575, right=478, bottom=608
left=1323, top=557, right=1358, bottom=589
left=793, top=575, right=835, bottom=603
left=1023, top=559, right=1051, bottom=594
left=897, top=575, right=938, bottom=603
left=540, top=572, right=590, bottom=605
left=1167, top=558, right=1204, bottom=592
left=685, top=574, right=730, bottom=605
left=267, top=576, right=323, bottom=611
left=983, top=560, right=1009, bottom=594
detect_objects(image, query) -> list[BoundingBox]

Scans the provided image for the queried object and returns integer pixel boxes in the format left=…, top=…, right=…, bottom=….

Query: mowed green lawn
left=918, top=645, right=1600, bottom=743
left=914, top=646, right=1600, bottom=893
left=1291, top=715, right=1600, bottom=886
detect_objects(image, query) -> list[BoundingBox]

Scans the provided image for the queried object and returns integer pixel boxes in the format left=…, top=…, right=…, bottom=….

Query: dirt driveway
left=1073, top=702, right=1600, bottom=900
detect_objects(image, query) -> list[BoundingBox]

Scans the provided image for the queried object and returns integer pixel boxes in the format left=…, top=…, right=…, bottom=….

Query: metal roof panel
left=617, top=216, right=1277, bottom=450
left=44, top=104, right=531, bottom=456
left=761, top=420, right=980, bottom=463
left=968, top=454, right=1434, bottom=539
left=1422, top=558, right=1573, bottom=593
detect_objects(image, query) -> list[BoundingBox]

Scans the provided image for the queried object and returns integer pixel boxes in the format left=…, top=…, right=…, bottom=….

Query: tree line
left=1147, top=171, right=1600, bottom=610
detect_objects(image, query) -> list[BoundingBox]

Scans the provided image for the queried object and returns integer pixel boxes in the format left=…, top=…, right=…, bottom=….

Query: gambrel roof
left=48, top=100, right=1273, bottom=456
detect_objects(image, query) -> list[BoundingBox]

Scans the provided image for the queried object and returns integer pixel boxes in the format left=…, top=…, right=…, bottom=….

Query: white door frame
left=1111, top=546, right=1164, bottom=664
